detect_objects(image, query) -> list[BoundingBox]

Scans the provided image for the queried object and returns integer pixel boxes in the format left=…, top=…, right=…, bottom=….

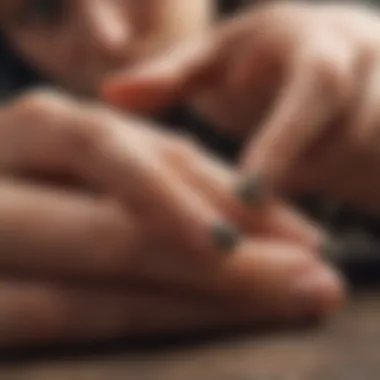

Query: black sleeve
left=157, top=105, right=243, bottom=163
left=0, top=34, right=41, bottom=102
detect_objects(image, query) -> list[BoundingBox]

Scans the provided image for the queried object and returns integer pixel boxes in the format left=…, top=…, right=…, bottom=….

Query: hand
left=0, top=253, right=341, bottom=348
left=0, top=236, right=343, bottom=348
left=0, top=89, right=343, bottom=347
left=0, top=279, right=250, bottom=347
left=0, top=88, right=325, bottom=274
left=103, top=2, right=380, bottom=214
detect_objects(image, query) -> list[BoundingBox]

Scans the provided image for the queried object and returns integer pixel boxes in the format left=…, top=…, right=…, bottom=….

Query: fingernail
left=234, top=173, right=265, bottom=206
left=292, top=266, right=343, bottom=317
left=211, top=222, right=241, bottom=252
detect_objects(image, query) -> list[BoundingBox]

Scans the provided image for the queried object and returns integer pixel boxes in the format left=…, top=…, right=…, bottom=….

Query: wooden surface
left=1, top=289, right=380, bottom=380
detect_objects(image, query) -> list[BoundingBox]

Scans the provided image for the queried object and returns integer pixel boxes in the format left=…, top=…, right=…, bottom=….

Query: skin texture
left=0, top=0, right=346, bottom=347
left=0, top=89, right=344, bottom=347
left=106, top=1, right=380, bottom=215
left=0, top=0, right=215, bottom=95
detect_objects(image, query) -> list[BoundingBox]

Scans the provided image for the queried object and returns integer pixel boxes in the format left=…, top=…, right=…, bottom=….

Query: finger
left=103, top=40, right=215, bottom=114
left=236, top=40, right=355, bottom=202
left=318, top=61, right=380, bottom=210
left=0, top=92, right=240, bottom=261
left=0, top=178, right=142, bottom=278
left=164, top=139, right=326, bottom=252
left=0, top=280, right=246, bottom=347
left=98, top=209, right=344, bottom=318
left=347, top=60, right=380, bottom=149
left=290, top=61, right=380, bottom=205
left=182, top=239, right=345, bottom=321
left=284, top=119, right=348, bottom=195
left=101, top=18, right=249, bottom=114
left=0, top=179, right=239, bottom=288
left=0, top=246, right=345, bottom=348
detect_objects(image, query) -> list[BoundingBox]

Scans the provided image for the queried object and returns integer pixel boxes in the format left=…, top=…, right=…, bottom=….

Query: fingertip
left=234, top=172, right=268, bottom=207
left=292, top=263, right=346, bottom=320
left=102, top=73, right=183, bottom=114
left=222, top=241, right=346, bottom=322
left=321, top=268, right=347, bottom=315
left=235, top=143, right=279, bottom=207
left=211, top=222, right=242, bottom=253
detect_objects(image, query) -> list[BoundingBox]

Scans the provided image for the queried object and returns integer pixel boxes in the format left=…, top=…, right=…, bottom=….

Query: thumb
left=101, top=38, right=219, bottom=115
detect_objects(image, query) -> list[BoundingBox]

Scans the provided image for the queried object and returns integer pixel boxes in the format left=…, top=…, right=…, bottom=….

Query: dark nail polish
left=212, top=223, right=240, bottom=252
left=235, top=173, right=265, bottom=206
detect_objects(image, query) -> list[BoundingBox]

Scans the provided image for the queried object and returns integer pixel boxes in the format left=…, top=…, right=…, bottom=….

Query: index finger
left=101, top=17, right=249, bottom=114
left=235, top=41, right=355, bottom=203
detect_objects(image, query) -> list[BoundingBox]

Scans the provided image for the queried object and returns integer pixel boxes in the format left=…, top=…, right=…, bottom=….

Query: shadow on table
left=0, top=320, right=325, bottom=365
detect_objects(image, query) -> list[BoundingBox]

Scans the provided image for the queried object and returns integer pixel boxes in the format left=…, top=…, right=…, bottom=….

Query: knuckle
left=8, top=89, right=113, bottom=170
left=64, top=109, right=111, bottom=161
left=9, top=90, right=76, bottom=146
left=13, top=88, right=69, bottom=120
left=313, top=56, right=344, bottom=86
left=306, top=48, right=354, bottom=103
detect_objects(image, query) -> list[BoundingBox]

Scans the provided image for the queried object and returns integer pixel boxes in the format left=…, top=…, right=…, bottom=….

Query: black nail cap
left=212, top=223, right=241, bottom=252
left=235, top=174, right=264, bottom=206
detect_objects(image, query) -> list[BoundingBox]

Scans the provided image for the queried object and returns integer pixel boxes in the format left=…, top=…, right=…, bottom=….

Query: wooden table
left=1, top=287, right=380, bottom=380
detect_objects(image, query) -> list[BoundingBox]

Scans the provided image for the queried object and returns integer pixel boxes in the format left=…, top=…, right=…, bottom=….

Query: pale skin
left=0, top=89, right=342, bottom=347
left=106, top=1, right=380, bottom=214
left=0, top=0, right=348, bottom=347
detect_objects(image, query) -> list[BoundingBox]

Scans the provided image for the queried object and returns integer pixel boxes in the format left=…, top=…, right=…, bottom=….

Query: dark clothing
left=158, top=106, right=242, bottom=162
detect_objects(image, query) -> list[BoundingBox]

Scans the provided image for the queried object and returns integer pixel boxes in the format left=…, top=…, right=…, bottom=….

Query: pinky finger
left=0, top=281, right=242, bottom=348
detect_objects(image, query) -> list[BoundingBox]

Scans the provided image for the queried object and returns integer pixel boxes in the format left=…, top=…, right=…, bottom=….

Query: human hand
left=103, top=2, right=380, bottom=214
left=0, top=89, right=343, bottom=347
